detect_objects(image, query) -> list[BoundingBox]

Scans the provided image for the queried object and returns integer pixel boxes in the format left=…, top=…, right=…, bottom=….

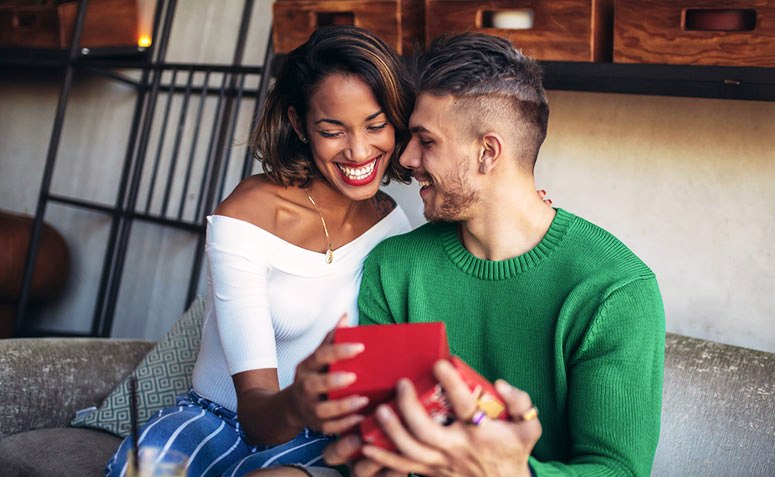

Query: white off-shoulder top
left=192, top=205, right=411, bottom=411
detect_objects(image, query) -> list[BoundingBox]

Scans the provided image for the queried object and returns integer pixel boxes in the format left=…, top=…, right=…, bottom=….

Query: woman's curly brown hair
left=251, top=25, right=414, bottom=187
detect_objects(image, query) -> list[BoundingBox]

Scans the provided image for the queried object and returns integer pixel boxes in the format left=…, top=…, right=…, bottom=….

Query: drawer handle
left=317, top=12, right=354, bottom=27
left=481, top=9, right=535, bottom=30
left=683, top=9, right=756, bottom=32
left=12, top=12, right=39, bottom=31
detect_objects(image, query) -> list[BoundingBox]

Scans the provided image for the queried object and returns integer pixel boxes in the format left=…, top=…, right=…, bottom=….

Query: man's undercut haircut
left=415, top=34, right=549, bottom=166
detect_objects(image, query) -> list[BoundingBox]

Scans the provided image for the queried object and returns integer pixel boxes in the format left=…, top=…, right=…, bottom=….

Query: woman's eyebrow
left=314, top=110, right=384, bottom=126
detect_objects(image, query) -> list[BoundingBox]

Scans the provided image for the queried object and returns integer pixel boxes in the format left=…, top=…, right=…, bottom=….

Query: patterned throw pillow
left=70, top=296, right=206, bottom=437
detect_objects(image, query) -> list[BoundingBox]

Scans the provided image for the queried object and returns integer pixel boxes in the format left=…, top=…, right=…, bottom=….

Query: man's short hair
left=415, top=34, right=549, bottom=167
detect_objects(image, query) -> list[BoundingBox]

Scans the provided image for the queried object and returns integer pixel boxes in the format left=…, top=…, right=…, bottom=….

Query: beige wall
left=1, top=1, right=773, bottom=351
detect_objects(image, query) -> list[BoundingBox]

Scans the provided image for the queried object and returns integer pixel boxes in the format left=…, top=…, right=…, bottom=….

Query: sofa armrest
left=0, top=338, right=154, bottom=438
left=655, top=333, right=775, bottom=476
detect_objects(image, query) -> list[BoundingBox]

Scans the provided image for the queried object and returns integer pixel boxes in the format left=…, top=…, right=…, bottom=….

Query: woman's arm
left=233, top=329, right=369, bottom=445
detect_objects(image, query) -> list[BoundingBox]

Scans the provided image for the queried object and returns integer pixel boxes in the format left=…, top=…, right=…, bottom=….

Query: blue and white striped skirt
left=105, top=389, right=337, bottom=476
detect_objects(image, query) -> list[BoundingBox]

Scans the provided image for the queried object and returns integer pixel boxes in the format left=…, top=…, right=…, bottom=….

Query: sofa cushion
left=0, top=427, right=121, bottom=477
left=70, top=296, right=205, bottom=438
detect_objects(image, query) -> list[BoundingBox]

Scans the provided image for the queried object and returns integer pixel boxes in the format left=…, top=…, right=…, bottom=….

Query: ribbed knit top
left=192, top=205, right=411, bottom=412
left=359, top=208, right=666, bottom=476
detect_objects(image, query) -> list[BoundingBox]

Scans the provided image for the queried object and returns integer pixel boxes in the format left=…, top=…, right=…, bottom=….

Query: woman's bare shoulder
left=214, top=175, right=295, bottom=230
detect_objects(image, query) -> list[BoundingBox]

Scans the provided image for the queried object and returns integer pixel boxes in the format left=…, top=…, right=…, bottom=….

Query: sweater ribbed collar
left=440, top=208, right=573, bottom=280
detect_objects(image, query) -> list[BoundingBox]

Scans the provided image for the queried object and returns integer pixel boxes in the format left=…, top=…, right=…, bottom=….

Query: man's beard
left=424, top=161, right=479, bottom=223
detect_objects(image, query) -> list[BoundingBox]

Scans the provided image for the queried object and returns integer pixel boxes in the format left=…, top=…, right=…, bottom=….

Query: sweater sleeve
left=205, top=218, right=278, bottom=376
left=529, top=276, right=666, bottom=477
left=357, top=252, right=397, bottom=326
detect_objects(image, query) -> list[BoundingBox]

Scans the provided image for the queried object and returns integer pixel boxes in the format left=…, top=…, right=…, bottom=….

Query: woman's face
left=297, top=73, right=395, bottom=201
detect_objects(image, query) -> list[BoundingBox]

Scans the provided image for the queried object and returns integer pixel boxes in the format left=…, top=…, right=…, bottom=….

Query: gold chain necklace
left=305, top=189, right=335, bottom=264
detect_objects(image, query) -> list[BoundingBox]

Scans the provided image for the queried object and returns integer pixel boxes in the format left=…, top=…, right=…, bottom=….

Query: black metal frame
left=11, top=0, right=275, bottom=338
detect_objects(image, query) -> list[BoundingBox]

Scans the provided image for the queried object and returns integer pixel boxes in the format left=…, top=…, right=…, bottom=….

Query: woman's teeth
left=337, top=159, right=376, bottom=180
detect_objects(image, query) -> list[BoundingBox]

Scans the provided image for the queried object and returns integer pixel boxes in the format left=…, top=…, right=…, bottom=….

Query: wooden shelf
left=0, top=46, right=149, bottom=68
left=4, top=47, right=774, bottom=101
left=541, top=61, right=775, bottom=102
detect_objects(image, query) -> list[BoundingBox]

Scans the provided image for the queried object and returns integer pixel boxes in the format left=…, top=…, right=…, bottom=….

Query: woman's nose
left=345, top=132, right=370, bottom=162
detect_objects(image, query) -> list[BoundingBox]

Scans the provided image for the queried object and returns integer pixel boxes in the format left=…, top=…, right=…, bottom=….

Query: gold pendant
left=326, top=247, right=334, bottom=264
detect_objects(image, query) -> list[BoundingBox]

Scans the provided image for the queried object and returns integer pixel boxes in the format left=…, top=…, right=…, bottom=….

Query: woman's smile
left=336, top=156, right=381, bottom=185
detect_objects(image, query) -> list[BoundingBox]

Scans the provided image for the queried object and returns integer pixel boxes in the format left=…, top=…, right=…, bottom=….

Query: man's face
left=399, top=93, right=480, bottom=222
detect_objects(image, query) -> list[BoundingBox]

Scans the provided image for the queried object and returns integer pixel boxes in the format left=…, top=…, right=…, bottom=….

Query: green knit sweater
left=358, top=208, right=665, bottom=476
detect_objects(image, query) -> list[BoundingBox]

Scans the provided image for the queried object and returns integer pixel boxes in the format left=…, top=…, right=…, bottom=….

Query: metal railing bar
left=16, top=0, right=91, bottom=336
left=160, top=67, right=195, bottom=218
left=145, top=67, right=178, bottom=214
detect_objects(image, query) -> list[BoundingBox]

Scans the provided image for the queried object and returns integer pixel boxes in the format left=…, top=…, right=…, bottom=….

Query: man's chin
left=423, top=207, right=456, bottom=224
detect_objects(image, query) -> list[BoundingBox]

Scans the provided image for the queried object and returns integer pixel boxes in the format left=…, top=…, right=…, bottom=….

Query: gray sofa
left=1, top=334, right=773, bottom=476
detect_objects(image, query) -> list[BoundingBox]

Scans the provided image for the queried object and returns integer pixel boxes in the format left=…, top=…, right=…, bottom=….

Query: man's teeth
left=418, top=179, right=432, bottom=187
left=338, top=160, right=376, bottom=180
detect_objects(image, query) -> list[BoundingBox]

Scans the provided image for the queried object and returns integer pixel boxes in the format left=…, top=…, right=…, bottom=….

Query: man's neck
left=458, top=179, right=556, bottom=261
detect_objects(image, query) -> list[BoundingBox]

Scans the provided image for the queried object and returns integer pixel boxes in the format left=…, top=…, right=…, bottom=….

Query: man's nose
left=399, top=138, right=418, bottom=170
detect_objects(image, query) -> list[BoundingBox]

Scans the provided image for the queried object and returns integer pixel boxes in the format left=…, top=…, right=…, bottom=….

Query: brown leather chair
left=0, top=209, right=70, bottom=338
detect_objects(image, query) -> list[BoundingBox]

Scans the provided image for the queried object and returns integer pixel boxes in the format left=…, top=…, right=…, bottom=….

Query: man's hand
left=287, top=315, right=370, bottom=435
left=342, top=360, right=542, bottom=477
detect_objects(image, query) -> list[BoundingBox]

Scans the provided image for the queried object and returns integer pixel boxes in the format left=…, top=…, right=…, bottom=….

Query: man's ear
left=287, top=106, right=306, bottom=141
left=478, top=132, right=503, bottom=174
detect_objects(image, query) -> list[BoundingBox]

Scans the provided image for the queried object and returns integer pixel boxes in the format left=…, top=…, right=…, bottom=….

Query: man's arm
left=529, top=276, right=665, bottom=476
left=358, top=253, right=399, bottom=326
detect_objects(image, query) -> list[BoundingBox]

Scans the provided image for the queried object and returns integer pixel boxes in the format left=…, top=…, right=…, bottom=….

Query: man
left=326, top=33, right=665, bottom=476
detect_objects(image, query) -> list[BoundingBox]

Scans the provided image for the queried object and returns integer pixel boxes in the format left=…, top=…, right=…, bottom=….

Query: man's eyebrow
left=314, top=110, right=385, bottom=126
left=410, top=125, right=431, bottom=134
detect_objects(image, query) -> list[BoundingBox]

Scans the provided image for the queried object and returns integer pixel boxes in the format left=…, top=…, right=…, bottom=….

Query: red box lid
left=328, top=322, right=449, bottom=414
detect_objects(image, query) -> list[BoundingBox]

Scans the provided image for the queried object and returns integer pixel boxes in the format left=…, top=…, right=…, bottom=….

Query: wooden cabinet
left=0, top=0, right=138, bottom=49
left=425, top=0, right=613, bottom=62
left=272, top=0, right=423, bottom=54
left=615, top=0, right=775, bottom=67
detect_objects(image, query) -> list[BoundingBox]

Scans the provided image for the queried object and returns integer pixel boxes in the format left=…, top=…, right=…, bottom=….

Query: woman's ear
left=287, top=106, right=307, bottom=143
left=478, top=132, right=503, bottom=174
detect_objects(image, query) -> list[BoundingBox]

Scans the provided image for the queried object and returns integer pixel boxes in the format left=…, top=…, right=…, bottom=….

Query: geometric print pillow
left=70, top=296, right=205, bottom=437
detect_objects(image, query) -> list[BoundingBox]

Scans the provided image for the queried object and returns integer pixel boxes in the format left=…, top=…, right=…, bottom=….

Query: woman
left=106, top=25, right=414, bottom=477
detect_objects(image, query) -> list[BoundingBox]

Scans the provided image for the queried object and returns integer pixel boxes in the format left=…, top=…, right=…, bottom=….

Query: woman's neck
left=304, top=178, right=364, bottom=224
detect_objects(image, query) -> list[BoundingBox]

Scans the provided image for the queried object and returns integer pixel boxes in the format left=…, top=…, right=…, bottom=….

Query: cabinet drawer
left=0, top=6, right=60, bottom=48
left=425, top=0, right=613, bottom=62
left=273, top=0, right=424, bottom=55
left=0, top=1, right=138, bottom=50
left=614, top=0, right=775, bottom=67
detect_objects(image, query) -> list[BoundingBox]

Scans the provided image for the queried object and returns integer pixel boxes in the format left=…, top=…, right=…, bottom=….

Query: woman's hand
left=288, top=314, right=370, bottom=435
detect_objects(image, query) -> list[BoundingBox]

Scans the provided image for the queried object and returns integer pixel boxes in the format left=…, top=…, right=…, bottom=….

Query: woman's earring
left=299, top=136, right=308, bottom=144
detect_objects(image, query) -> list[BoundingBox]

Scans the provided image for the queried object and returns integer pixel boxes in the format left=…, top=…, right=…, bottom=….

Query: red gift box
left=360, top=356, right=509, bottom=451
left=328, top=322, right=450, bottom=416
